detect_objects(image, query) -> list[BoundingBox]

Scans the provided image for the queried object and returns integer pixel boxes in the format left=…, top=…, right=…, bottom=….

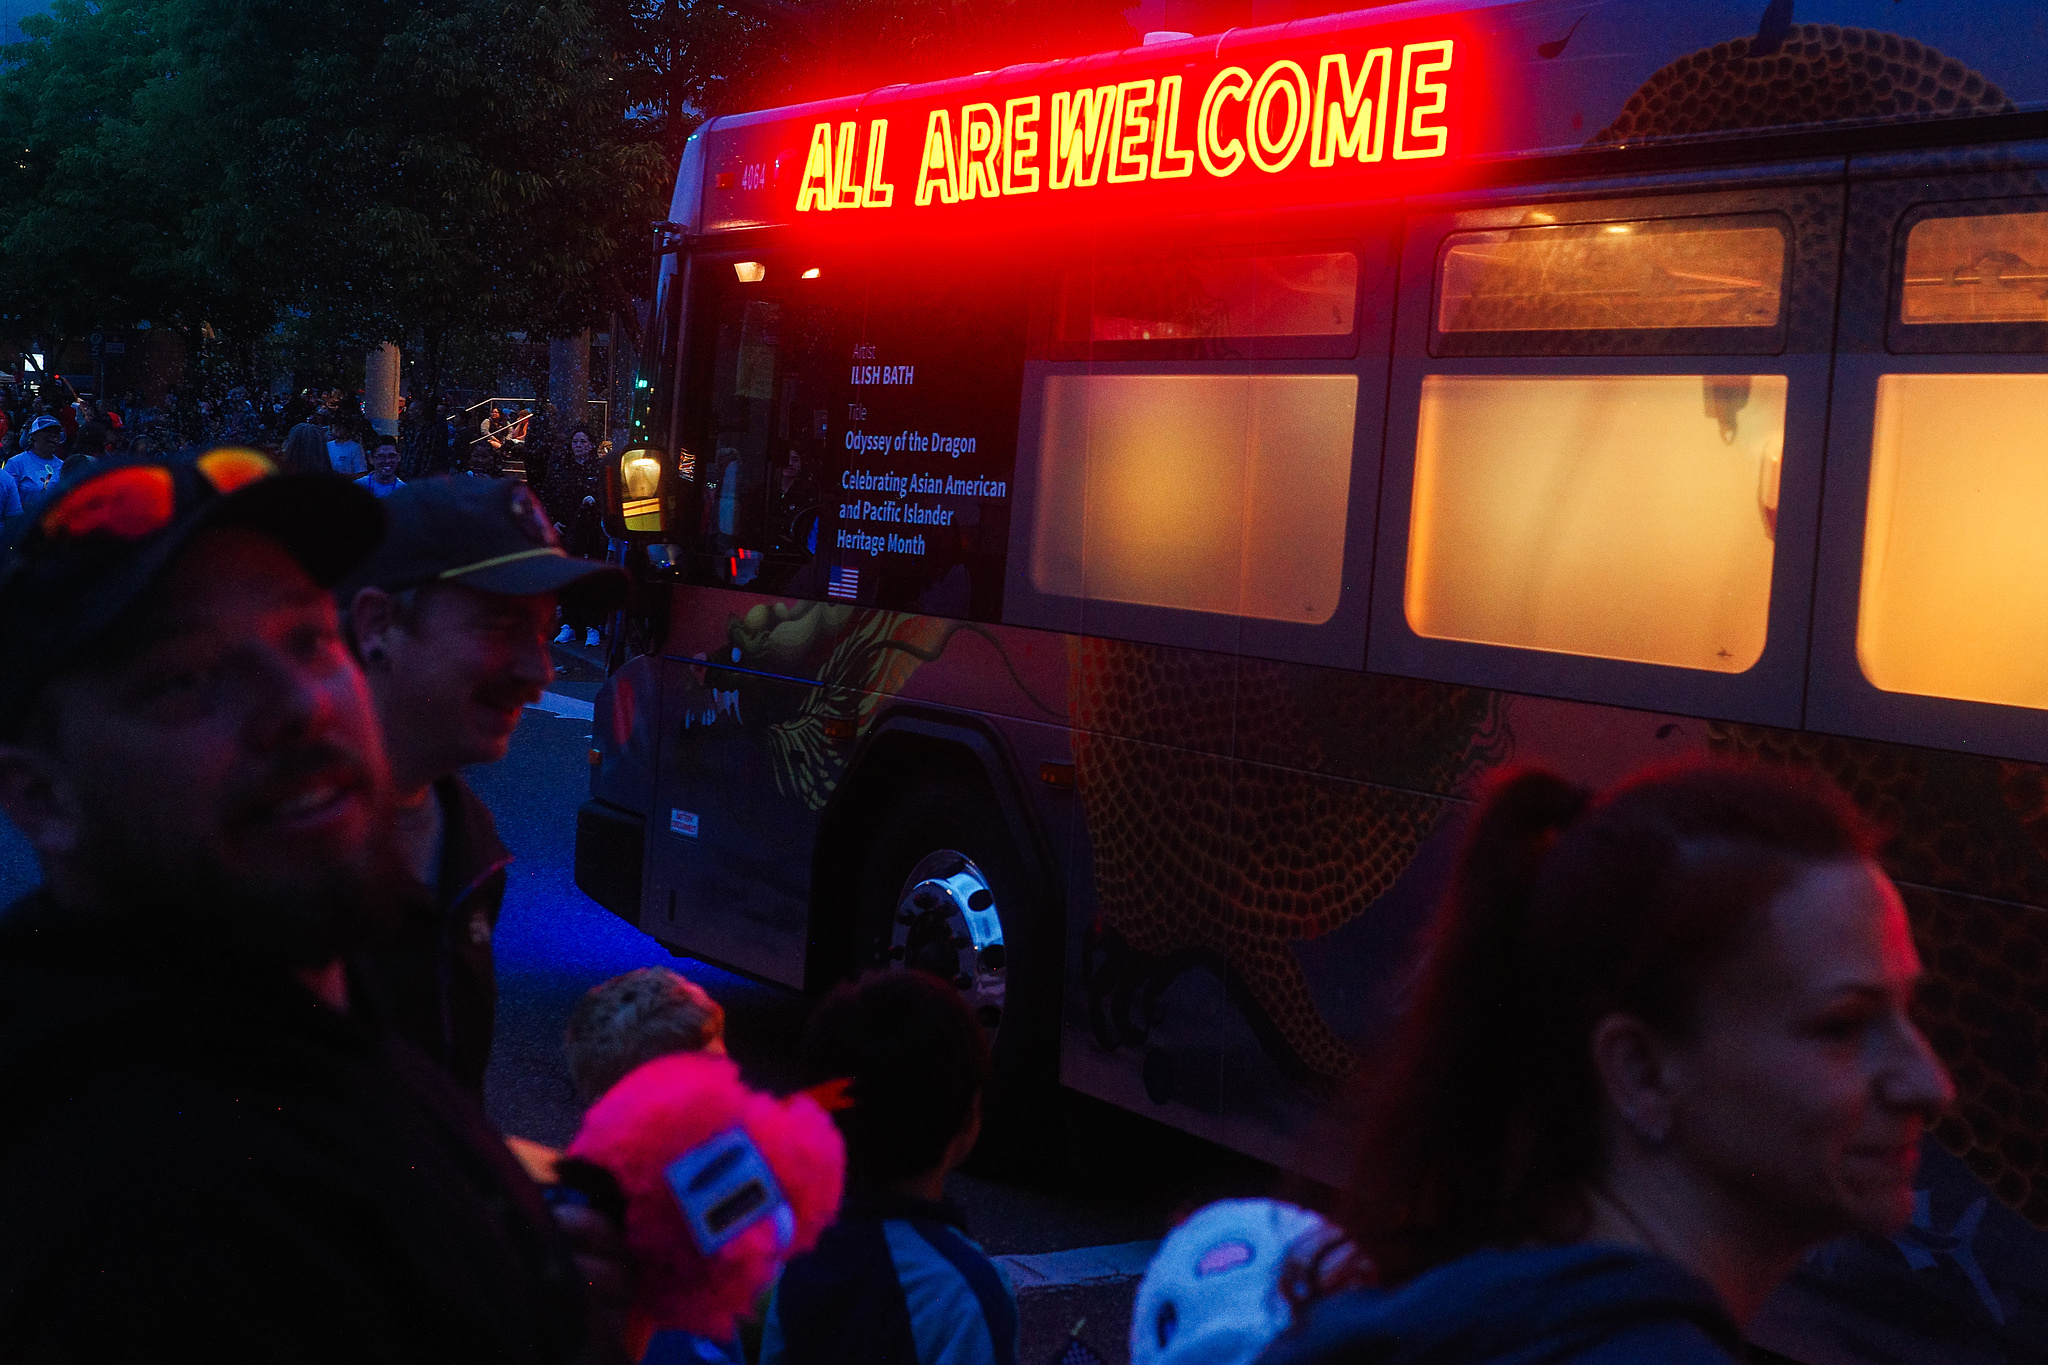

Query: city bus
left=577, top=1, right=2048, bottom=1356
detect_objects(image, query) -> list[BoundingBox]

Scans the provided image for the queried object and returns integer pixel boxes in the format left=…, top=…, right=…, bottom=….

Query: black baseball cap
left=336, top=476, right=627, bottom=610
left=0, top=449, right=385, bottom=739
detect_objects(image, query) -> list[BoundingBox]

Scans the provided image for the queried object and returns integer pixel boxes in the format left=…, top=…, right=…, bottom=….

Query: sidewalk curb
left=998, top=1240, right=1158, bottom=1290
left=998, top=1240, right=1156, bottom=1365
left=524, top=691, right=594, bottom=721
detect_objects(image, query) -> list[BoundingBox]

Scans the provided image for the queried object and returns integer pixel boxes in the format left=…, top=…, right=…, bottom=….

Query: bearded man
left=0, top=453, right=599, bottom=1361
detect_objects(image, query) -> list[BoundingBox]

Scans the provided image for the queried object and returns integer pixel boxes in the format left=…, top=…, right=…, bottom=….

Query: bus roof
left=685, top=0, right=2048, bottom=239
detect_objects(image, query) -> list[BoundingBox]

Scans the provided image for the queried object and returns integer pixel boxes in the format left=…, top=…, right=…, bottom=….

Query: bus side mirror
left=602, top=443, right=675, bottom=541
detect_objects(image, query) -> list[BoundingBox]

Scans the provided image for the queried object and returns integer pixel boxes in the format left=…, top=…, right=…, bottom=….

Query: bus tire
left=852, top=775, right=1060, bottom=1174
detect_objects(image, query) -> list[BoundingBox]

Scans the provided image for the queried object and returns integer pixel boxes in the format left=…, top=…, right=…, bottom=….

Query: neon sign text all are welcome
left=793, top=39, right=1456, bottom=215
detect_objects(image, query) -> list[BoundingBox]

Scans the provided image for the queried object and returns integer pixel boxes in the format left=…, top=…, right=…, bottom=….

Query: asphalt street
left=0, top=648, right=1277, bottom=1269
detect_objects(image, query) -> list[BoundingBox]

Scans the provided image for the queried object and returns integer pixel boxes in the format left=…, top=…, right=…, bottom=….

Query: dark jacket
left=358, top=773, right=509, bottom=1105
left=1258, top=1244, right=1746, bottom=1365
left=761, top=1188, right=1018, bottom=1365
left=0, top=890, right=586, bottom=1363
left=539, top=455, right=606, bottom=558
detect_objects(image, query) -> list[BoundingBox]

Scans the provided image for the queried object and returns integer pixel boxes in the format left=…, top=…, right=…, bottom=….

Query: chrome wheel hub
left=891, top=850, right=1005, bottom=1035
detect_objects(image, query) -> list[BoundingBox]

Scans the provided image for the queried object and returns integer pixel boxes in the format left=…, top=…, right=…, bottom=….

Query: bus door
left=646, top=249, right=869, bottom=984
left=1790, top=147, right=2048, bottom=1362
left=645, top=246, right=1034, bottom=987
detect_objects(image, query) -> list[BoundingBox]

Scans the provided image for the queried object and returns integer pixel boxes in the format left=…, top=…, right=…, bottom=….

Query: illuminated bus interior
left=1859, top=371, right=2048, bottom=708
left=1406, top=372, right=1784, bottom=672
left=1029, top=371, right=1356, bottom=623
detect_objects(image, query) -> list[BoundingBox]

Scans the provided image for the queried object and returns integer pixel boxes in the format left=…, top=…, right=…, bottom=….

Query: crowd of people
left=1, top=375, right=305, bottom=473
left=0, top=442, right=1952, bottom=1364
left=1, top=380, right=166, bottom=514
left=2, top=375, right=615, bottom=647
left=1, top=376, right=565, bottom=489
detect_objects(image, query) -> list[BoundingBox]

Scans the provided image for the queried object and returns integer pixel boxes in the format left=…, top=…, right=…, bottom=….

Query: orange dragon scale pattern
left=1071, top=637, right=1505, bottom=1084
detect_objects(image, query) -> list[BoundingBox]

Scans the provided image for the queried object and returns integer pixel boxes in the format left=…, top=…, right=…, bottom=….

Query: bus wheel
left=855, top=777, right=1059, bottom=1172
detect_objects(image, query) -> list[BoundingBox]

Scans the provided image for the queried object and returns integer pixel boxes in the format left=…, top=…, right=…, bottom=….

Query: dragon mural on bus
left=1595, top=21, right=2013, bottom=144
left=697, top=600, right=1510, bottom=1089
left=706, top=600, right=1058, bottom=812
left=697, top=586, right=2048, bottom=1247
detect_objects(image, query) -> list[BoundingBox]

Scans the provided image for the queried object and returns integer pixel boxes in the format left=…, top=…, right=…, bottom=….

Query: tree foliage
left=1, top=0, right=1140, bottom=390
left=620, top=0, right=1138, bottom=159
left=0, top=0, right=668, bottom=386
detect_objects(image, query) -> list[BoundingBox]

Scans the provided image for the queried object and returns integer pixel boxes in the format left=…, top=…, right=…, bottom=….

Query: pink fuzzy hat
left=565, top=1051, right=845, bottom=1338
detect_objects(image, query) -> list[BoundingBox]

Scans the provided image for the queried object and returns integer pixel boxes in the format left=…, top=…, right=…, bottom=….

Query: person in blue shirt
left=763, top=971, right=1017, bottom=1365
left=4, top=416, right=66, bottom=504
left=354, top=437, right=406, bottom=498
left=1261, top=761, right=1954, bottom=1365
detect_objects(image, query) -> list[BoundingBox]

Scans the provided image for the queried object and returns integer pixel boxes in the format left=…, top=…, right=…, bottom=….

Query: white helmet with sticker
left=1131, top=1199, right=1342, bottom=1365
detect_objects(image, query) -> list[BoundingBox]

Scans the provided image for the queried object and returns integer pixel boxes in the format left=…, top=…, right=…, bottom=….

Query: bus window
left=1435, top=215, right=1786, bottom=348
left=1054, top=251, right=1358, bottom=355
left=635, top=271, right=686, bottom=457
left=1404, top=373, right=1785, bottom=672
left=1857, top=373, right=2048, bottom=708
left=1029, top=372, right=1356, bottom=623
left=695, top=260, right=860, bottom=590
left=1899, top=207, right=2048, bottom=325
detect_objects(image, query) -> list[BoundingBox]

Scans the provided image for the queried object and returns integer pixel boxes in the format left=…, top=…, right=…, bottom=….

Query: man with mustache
left=0, top=452, right=594, bottom=1359
left=340, top=476, right=624, bottom=1104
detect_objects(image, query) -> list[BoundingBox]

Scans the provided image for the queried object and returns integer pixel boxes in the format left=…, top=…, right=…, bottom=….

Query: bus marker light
left=823, top=717, right=858, bottom=743
left=1040, top=761, right=1076, bottom=789
left=734, top=261, right=766, bottom=282
left=801, top=267, right=822, bottom=278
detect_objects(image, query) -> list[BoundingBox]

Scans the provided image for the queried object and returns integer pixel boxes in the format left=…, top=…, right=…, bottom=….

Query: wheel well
left=807, top=718, right=1052, bottom=992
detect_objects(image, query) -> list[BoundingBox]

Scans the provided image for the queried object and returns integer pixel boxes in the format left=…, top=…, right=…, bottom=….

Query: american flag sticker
left=828, top=565, right=860, bottom=601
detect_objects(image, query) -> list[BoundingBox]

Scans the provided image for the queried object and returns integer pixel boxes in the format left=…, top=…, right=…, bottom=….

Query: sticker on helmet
left=1194, top=1240, right=1255, bottom=1275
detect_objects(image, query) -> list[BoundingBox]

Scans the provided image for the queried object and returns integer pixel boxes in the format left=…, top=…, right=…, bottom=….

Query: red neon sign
left=701, top=14, right=1479, bottom=234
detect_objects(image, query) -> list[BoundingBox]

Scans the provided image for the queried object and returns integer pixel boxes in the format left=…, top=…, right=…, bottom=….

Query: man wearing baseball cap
left=0, top=452, right=592, bottom=1358
left=4, top=414, right=66, bottom=505
left=339, top=475, right=625, bottom=1104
